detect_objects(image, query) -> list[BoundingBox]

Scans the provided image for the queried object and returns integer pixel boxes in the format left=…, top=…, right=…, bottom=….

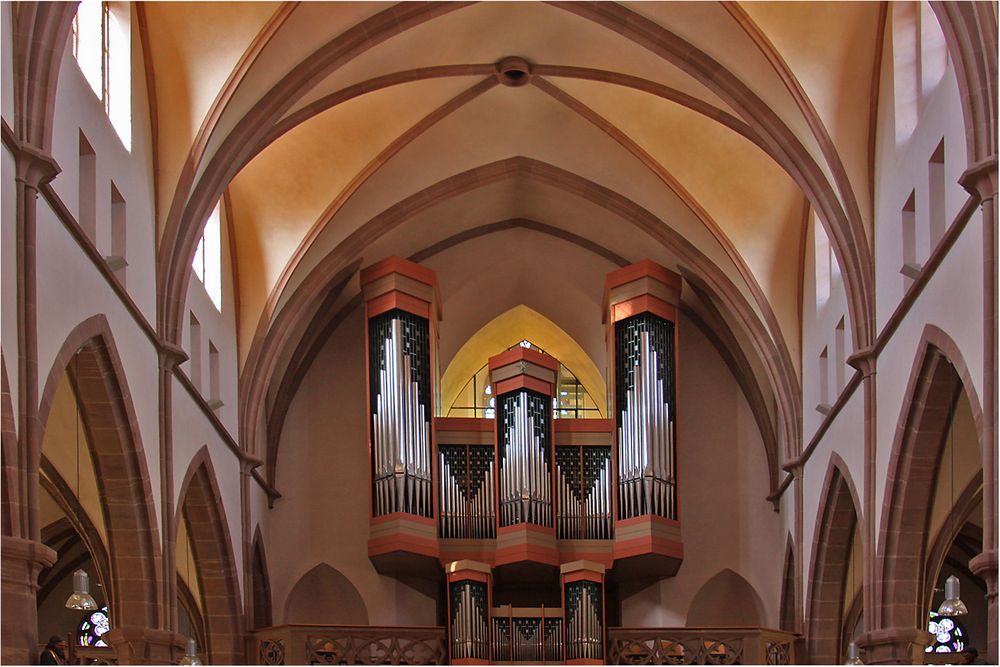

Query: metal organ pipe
left=499, top=393, right=552, bottom=528
left=617, top=329, right=675, bottom=520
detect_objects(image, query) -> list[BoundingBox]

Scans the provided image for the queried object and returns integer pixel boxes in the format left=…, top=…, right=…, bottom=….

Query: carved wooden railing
left=65, top=645, right=119, bottom=665
left=254, top=624, right=447, bottom=665
left=607, top=627, right=798, bottom=665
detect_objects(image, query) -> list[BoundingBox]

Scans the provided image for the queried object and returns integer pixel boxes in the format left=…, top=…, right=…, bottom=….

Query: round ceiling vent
left=496, top=57, right=532, bottom=87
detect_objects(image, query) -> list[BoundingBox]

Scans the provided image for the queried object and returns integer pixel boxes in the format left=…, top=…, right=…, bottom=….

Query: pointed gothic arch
left=175, top=447, right=243, bottom=664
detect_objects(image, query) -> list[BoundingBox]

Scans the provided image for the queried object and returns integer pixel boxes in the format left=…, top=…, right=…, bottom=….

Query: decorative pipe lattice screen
left=555, top=446, right=613, bottom=539
left=614, top=313, right=676, bottom=520
left=439, top=445, right=496, bottom=539
left=369, top=309, right=433, bottom=517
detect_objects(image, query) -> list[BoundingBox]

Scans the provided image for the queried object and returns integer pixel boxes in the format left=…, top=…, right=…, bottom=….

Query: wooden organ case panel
left=605, top=260, right=684, bottom=579
left=363, top=257, right=442, bottom=576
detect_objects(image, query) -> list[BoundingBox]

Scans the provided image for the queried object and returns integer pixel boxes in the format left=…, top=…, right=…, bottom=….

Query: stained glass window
left=925, top=611, right=967, bottom=654
left=78, top=605, right=111, bottom=647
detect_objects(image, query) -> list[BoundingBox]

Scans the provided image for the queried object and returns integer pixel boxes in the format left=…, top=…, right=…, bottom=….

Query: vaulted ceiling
left=139, top=1, right=887, bottom=482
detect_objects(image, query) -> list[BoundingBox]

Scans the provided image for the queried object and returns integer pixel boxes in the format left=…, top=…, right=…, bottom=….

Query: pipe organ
left=614, top=314, right=676, bottom=520
left=439, top=445, right=496, bottom=539
left=497, top=390, right=553, bottom=528
left=446, top=561, right=491, bottom=664
left=555, top=446, right=613, bottom=540
left=364, top=257, right=683, bottom=625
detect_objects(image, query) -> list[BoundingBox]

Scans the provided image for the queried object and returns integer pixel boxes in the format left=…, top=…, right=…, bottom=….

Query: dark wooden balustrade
left=607, top=627, right=798, bottom=665
left=254, top=624, right=447, bottom=665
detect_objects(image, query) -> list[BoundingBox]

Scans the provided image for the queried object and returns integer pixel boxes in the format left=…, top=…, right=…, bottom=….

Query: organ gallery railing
left=254, top=625, right=447, bottom=666
left=491, top=606, right=564, bottom=662
left=606, top=627, right=798, bottom=665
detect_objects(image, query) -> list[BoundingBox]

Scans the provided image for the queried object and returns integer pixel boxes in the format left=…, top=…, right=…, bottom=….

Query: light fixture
left=845, top=641, right=864, bottom=666
left=179, top=637, right=202, bottom=666
left=65, top=568, right=98, bottom=611
left=937, top=373, right=968, bottom=618
left=66, top=352, right=98, bottom=611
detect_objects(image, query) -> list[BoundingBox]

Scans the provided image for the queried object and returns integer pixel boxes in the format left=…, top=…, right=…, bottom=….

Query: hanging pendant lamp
left=937, top=374, right=968, bottom=618
left=65, top=568, right=98, bottom=611
left=845, top=641, right=864, bottom=666
left=937, top=574, right=969, bottom=617
left=66, top=352, right=98, bottom=611
left=179, top=637, right=202, bottom=666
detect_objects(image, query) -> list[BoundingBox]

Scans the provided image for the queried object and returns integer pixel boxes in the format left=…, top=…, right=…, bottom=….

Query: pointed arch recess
left=440, top=304, right=607, bottom=418
left=251, top=526, right=273, bottom=630
left=175, top=447, right=243, bottom=665
left=36, top=315, right=161, bottom=631
left=806, top=453, right=862, bottom=665
left=876, top=325, right=984, bottom=633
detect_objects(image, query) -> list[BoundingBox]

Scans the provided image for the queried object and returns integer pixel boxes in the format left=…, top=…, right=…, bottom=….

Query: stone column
left=104, top=626, right=185, bottom=665
left=857, top=626, right=931, bottom=665
left=1, top=536, right=56, bottom=664
left=960, top=157, right=998, bottom=665
left=157, top=343, right=187, bottom=636
left=847, top=349, right=877, bottom=662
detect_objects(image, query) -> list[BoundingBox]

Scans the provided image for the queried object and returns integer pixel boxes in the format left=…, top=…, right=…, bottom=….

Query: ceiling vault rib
left=721, top=1, right=869, bottom=239
left=548, top=0, right=875, bottom=355
left=531, top=75, right=796, bottom=397
left=158, top=1, right=298, bottom=241
left=243, top=158, right=798, bottom=493
left=238, top=77, right=497, bottom=451
left=157, top=1, right=472, bottom=345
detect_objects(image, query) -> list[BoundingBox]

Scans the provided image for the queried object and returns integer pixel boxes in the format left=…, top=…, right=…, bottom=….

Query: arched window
left=925, top=611, right=968, bottom=654
left=448, top=340, right=600, bottom=419
left=192, top=202, right=223, bottom=310
left=71, top=2, right=131, bottom=150
left=77, top=605, right=111, bottom=647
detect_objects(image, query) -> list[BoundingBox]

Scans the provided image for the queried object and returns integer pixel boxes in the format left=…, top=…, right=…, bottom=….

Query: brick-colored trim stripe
left=806, top=454, right=862, bottom=664
left=876, top=326, right=984, bottom=632
left=176, top=448, right=243, bottom=664
left=35, top=315, right=161, bottom=631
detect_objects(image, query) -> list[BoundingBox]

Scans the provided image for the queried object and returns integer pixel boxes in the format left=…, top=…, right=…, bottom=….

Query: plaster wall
left=34, top=195, right=163, bottom=526
left=171, top=376, right=245, bottom=599
left=179, top=199, right=239, bottom=437
left=620, top=311, right=783, bottom=628
left=269, top=304, right=438, bottom=627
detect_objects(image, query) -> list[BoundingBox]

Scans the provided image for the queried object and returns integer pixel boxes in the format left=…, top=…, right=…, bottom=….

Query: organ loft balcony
left=362, top=256, right=684, bottom=586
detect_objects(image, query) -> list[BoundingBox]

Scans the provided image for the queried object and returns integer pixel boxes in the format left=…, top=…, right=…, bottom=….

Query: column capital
left=970, top=549, right=998, bottom=590
left=1, top=535, right=56, bottom=570
left=847, top=347, right=878, bottom=377
left=157, top=341, right=188, bottom=371
left=13, top=141, right=60, bottom=190
left=856, top=627, right=931, bottom=665
left=959, top=156, right=999, bottom=200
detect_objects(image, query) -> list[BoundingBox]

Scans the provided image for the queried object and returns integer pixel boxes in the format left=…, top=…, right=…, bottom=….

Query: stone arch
left=779, top=536, right=796, bottom=632
left=36, top=315, right=161, bottom=631
left=686, top=569, right=765, bottom=627
left=283, top=563, right=368, bottom=626
left=250, top=527, right=272, bottom=630
left=2, top=352, right=17, bottom=538
left=246, top=158, right=799, bottom=489
left=37, top=457, right=111, bottom=604
left=9, top=1, right=77, bottom=151
left=877, top=326, right=983, bottom=633
left=175, top=447, right=243, bottom=665
left=806, top=453, right=862, bottom=665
